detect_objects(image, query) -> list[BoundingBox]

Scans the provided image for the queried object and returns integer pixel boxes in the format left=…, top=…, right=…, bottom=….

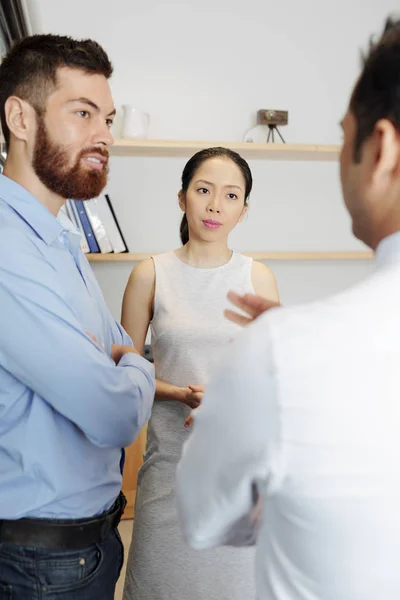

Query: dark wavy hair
left=179, top=147, right=253, bottom=245
left=350, top=17, right=400, bottom=162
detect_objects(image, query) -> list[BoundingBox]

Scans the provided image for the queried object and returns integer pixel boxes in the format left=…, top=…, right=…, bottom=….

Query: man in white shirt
left=176, top=16, right=400, bottom=600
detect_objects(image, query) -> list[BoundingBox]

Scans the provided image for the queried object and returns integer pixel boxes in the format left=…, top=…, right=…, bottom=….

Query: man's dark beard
left=32, top=117, right=109, bottom=200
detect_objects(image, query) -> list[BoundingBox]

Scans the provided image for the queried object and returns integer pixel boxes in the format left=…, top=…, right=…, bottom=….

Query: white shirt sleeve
left=176, top=316, right=280, bottom=549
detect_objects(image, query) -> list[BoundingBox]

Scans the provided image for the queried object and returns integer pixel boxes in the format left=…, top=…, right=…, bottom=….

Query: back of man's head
left=351, top=18, right=400, bottom=162
left=0, top=34, right=113, bottom=151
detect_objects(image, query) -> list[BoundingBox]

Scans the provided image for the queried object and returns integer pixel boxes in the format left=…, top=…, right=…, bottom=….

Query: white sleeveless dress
left=123, top=251, right=256, bottom=600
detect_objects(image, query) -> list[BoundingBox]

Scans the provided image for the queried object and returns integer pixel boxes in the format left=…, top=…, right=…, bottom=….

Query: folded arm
left=0, top=246, right=155, bottom=449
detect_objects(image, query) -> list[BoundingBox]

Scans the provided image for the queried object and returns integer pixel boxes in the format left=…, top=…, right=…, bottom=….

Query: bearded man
left=0, top=34, right=155, bottom=600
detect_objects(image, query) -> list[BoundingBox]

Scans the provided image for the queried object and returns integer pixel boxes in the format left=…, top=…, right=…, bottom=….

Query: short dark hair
left=179, top=147, right=253, bottom=245
left=0, top=34, right=113, bottom=150
left=350, top=17, right=400, bottom=161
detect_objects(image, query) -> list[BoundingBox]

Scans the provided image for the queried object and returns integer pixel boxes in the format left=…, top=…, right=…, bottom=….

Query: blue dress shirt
left=0, top=174, right=155, bottom=519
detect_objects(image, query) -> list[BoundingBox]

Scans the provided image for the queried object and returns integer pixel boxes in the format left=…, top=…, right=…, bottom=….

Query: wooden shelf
left=87, top=251, right=373, bottom=262
left=88, top=253, right=153, bottom=262
left=110, top=139, right=340, bottom=161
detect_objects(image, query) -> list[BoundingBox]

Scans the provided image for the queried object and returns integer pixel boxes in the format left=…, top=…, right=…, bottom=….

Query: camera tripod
left=266, top=124, right=286, bottom=143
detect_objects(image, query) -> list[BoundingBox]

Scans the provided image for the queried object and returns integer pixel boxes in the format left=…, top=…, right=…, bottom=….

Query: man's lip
left=83, top=153, right=108, bottom=164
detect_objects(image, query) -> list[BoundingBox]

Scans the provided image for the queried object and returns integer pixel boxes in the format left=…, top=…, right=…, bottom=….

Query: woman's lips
left=202, top=220, right=222, bottom=229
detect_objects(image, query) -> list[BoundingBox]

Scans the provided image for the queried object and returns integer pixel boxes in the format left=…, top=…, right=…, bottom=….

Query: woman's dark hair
left=179, top=147, right=253, bottom=245
left=350, top=17, right=400, bottom=162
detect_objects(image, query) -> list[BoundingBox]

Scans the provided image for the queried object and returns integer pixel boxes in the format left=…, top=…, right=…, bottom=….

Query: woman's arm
left=251, top=260, right=280, bottom=303
left=121, top=259, right=202, bottom=408
left=224, top=262, right=280, bottom=327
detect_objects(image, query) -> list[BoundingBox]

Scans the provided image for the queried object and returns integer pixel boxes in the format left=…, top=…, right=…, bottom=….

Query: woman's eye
left=198, top=188, right=209, bottom=194
left=106, top=119, right=114, bottom=128
left=77, top=110, right=90, bottom=119
left=228, top=193, right=238, bottom=200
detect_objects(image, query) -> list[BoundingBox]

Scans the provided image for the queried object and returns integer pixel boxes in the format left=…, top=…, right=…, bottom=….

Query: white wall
left=26, top=0, right=393, bottom=317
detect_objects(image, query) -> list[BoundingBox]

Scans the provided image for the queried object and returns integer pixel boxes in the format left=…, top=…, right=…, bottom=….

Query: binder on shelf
left=106, top=194, right=128, bottom=252
left=96, top=193, right=128, bottom=253
left=64, top=200, right=74, bottom=224
left=84, top=198, right=113, bottom=254
left=66, top=200, right=90, bottom=254
left=75, top=200, right=100, bottom=253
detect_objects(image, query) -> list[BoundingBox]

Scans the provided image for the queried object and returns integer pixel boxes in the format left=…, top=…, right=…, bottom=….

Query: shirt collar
left=0, top=174, right=66, bottom=246
left=56, top=203, right=83, bottom=254
left=375, top=230, right=400, bottom=268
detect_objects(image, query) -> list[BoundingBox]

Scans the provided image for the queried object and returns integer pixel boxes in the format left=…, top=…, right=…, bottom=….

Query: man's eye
left=77, top=111, right=90, bottom=118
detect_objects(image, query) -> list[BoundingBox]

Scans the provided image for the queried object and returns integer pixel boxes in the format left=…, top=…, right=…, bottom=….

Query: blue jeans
left=0, top=528, right=124, bottom=599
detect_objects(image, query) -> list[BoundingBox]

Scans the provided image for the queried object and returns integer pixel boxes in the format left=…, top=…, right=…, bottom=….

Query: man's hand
left=87, top=332, right=103, bottom=348
left=87, top=333, right=140, bottom=364
left=111, top=344, right=140, bottom=364
left=180, top=384, right=204, bottom=409
left=224, top=291, right=280, bottom=326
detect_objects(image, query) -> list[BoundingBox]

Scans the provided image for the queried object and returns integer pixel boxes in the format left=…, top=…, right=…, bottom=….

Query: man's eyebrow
left=69, top=97, right=116, bottom=117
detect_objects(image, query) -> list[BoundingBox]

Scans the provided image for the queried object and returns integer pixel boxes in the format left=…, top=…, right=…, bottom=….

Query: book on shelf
left=74, top=200, right=100, bottom=253
left=98, top=193, right=128, bottom=253
left=66, top=195, right=128, bottom=255
left=84, top=197, right=113, bottom=254
left=65, top=200, right=90, bottom=254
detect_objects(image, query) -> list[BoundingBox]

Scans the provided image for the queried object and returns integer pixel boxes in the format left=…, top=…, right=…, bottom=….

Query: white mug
left=121, top=105, right=150, bottom=139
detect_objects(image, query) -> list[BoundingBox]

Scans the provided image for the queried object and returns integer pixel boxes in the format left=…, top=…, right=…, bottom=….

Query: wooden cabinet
left=121, top=426, right=147, bottom=519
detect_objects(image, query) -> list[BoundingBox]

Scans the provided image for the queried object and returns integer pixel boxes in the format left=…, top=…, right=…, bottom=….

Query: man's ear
left=360, top=119, right=400, bottom=209
left=370, top=119, right=400, bottom=186
left=178, top=190, right=186, bottom=212
left=4, top=96, right=36, bottom=145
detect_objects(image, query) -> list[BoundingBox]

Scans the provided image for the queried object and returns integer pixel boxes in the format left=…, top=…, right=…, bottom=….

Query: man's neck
left=3, top=157, right=65, bottom=216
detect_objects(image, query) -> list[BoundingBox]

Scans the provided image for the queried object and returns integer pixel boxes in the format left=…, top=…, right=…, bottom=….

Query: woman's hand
left=184, top=413, right=195, bottom=429
left=180, top=384, right=204, bottom=409
left=181, top=385, right=204, bottom=428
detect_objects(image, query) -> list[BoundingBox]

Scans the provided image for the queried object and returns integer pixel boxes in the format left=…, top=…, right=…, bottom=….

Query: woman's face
left=179, top=157, right=248, bottom=242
